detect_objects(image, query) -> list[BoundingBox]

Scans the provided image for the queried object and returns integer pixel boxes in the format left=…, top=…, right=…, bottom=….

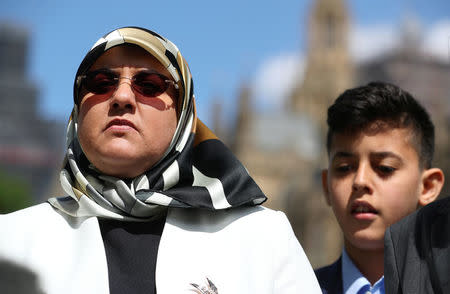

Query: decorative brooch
left=190, top=277, right=218, bottom=294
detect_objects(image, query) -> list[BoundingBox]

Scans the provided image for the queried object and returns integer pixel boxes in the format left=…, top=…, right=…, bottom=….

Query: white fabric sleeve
left=272, top=211, right=322, bottom=293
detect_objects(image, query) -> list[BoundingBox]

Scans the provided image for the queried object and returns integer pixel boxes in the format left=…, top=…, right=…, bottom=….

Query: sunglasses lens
left=81, top=70, right=172, bottom=97
left=84, top=70, right=117, bottom=94
left=133, top=72, right=168, bottom=97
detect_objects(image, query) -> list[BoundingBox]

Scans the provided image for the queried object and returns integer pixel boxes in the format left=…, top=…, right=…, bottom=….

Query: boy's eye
left=335, top=164, right=352, bottom=173
left=376, top=165, right=396, bottom=175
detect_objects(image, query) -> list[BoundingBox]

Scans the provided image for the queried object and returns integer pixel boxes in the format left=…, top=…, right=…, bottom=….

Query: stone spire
left=289, top=0, right=354, bottom=133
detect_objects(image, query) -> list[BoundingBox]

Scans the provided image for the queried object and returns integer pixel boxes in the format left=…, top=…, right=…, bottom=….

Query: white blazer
left=0, top=203, right=321, bottom=293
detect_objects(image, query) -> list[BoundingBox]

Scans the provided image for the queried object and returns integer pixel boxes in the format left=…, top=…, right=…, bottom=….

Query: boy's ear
left=321, top=169, right=331, bottom=206
left=418, top=167, right=445, bottom=207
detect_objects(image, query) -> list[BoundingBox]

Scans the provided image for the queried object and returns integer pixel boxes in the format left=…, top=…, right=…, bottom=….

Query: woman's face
left=77, top=45, right=178, bottom=178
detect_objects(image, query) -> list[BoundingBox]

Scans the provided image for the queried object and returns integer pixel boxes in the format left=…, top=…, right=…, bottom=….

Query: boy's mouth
left=351, top=202, right=378, bottom=217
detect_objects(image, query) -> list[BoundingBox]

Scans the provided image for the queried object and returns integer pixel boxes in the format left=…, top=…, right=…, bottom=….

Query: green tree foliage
left=0, top=170, right=33, bottom=214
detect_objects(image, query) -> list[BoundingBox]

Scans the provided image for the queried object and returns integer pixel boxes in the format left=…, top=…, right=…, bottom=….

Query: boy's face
left=322, top=125, right=424, bottom=251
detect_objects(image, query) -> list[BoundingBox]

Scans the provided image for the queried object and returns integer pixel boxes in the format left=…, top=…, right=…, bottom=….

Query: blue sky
left=1, top=0, right=449, bottom=127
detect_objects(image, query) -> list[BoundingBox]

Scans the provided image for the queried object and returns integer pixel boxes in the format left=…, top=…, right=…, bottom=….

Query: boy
left=315, top=82, right=444, bottom=294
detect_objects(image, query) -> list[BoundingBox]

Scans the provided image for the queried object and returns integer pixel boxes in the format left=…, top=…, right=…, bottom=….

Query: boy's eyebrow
left=371, top=151, right=403, bottom=161
left=331, top=151, right=354, bottom=161
left=331, top=151, right=404, bottom=162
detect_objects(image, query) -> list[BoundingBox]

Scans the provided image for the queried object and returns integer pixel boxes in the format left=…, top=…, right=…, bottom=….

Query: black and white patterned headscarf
left=49, top=27, right=266, bottom=221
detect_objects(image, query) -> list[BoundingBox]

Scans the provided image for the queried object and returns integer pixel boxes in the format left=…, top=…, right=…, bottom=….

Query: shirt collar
left=341, top=249, right=385, bottom=294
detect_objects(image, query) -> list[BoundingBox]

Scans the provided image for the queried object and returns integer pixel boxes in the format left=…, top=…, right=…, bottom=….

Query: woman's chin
left=97, top=163, right=150, bottom=179
left=92, top=153, right=156, bottom=179
left=84, top=140, right=163, bottom=178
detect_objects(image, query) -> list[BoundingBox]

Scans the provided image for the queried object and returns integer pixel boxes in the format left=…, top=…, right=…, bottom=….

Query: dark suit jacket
left=314, top=257, right=343, bottom=294
left=384, top=196, right=450, bottom=294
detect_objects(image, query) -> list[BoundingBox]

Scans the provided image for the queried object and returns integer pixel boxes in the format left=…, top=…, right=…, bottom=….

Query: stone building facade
left=0, top=23, right=64, bottom=204
left=223, top=0, right=450, bottom=268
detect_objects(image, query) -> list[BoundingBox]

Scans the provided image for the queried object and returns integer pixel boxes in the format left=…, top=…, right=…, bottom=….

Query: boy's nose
left=352, top=164, right=372, bottom=193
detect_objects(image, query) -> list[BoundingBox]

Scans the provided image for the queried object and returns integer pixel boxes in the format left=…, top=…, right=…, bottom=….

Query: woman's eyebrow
left=88, top=67, right=117, bottom=73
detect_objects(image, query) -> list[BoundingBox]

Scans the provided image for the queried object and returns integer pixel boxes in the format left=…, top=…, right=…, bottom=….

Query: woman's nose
left=109, top=80, right=136, bottom=111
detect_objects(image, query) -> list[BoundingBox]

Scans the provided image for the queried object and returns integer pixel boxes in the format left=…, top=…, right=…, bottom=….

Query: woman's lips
left=105, top=119, right=137, bottom=131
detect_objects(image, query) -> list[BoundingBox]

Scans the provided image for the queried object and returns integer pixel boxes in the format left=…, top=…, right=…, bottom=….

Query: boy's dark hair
left=326, top=81, right=435, bottom=168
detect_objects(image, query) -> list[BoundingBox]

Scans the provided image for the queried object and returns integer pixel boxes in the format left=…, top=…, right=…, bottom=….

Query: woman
left=0, top=27, right=320, bottom=293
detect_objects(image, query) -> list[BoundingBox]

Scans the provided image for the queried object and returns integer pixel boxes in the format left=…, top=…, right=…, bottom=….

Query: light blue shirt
left=341, top=249, right=385, bottom=294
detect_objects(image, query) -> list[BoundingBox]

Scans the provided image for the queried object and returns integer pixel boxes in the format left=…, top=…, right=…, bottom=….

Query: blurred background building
left=0, top=23, right=64, bottom=213
left=216, top=0, right=450, bottom=268
left=0, top=0, right=448, bottom=269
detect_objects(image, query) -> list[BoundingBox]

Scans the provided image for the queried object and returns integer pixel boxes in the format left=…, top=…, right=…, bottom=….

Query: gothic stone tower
left=290, top=0, right=354, bottom=133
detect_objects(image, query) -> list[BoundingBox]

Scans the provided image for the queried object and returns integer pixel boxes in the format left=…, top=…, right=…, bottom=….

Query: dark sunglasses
left=77, top=68, right=179, bottom=97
